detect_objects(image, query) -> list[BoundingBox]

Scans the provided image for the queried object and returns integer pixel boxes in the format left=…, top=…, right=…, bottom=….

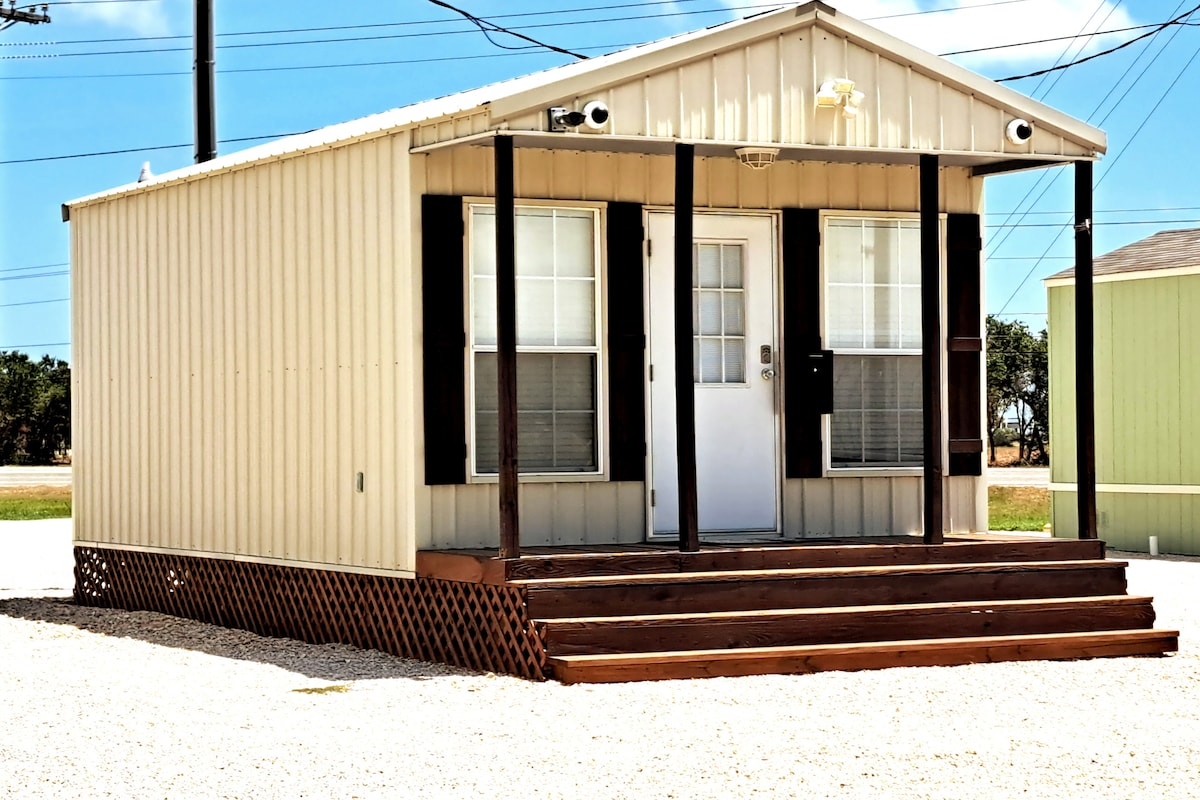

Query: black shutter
left=947, top=213, right=984, bottom=476
left=782, top=208, right=829, bottom=479
left=606, top=202, right=646, bottom=481
left=421, top=195, right=468, bottom=485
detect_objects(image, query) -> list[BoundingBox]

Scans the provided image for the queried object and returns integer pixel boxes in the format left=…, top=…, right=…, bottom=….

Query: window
left=825, top=216, right=923, bottom=469
left=693, top=242, right=746, bottom=384
left=469, top=205, right=602, bottom=475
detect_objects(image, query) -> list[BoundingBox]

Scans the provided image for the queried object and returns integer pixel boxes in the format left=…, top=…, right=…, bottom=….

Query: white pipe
left=1149, top=536, right=1160, bottom=557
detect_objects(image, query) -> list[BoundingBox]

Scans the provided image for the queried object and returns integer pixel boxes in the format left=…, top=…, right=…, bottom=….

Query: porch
left=416, top=536, right=1177, bottom=683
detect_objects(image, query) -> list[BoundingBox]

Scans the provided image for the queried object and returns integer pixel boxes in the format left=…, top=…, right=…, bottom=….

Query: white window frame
left=820, top=210, right=946, bottom=478
left=464, top=199, right=608, bottom=482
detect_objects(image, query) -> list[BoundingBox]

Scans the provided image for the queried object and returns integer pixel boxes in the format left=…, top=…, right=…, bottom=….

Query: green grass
left=988, top=486, right=1050, bottom=532
left=292, top=684, right=351, bottom=695
left=0, top=487, right=72, bottom=520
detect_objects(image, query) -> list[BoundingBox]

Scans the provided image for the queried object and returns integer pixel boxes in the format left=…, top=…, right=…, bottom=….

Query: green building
left=1046, top=228, right=1200, bottom=554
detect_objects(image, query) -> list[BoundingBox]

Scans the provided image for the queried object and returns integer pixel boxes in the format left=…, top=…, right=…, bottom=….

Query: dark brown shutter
left=421, top=195, right=467, bottom=485
left=606, top=202, right=646, bottom=481
left=947, top=212, right=984, bottom=476
left=782, top=208, right=829, bottom=479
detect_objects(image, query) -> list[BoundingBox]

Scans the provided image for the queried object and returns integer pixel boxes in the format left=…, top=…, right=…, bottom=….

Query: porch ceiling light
left=817, top=78, right=865, bottom=119
left=735, top=146, right=779, bottom=170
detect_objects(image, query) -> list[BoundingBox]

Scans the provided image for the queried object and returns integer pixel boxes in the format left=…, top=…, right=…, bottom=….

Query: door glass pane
left=695, top=243, right=722, bottom=288
left=724, top=340, right=745, bottom=383
left=721, top=244, right=743, bottom=288
left=692, top=242, right=747, bottom=385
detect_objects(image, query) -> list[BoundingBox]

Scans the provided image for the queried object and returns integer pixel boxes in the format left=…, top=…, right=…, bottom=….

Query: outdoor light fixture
left=735, top=147, right=779, bottom=170
left=816, top=78, right=866, bottom=119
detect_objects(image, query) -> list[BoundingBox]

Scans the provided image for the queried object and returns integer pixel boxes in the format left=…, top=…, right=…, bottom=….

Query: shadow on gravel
left=0, top=596, right=477, bottom=682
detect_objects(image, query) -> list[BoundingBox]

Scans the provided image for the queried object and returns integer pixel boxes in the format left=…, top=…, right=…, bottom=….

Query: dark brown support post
left=1074, top=160, right=1098, bottom=540
left=193, top=0, right=216, bottom=164
left=674, top=143, right=700, bottom=553
left=920, top=154, right=944, bottom=545
left=495, top=136, right=520, bottom=558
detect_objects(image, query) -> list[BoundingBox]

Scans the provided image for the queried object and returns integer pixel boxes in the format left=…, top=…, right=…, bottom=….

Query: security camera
left=548, top=102, right=611, bottom=132
left=582, top=100, right=610, bottom=130
left=1006, top=118, right=1033, bottom=144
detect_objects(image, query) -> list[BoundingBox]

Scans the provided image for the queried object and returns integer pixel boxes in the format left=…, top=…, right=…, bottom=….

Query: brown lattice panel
left=74, top=546, right=546, bottom=680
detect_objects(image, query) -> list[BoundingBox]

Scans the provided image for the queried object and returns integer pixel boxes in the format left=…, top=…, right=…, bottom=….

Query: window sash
left=467, top=204, right=604, bottom=476
left=824, top=215, right=925, bottom=471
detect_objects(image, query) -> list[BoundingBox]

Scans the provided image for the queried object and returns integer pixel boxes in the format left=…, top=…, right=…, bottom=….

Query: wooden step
left=537, top=595, right=1157, bottom=655
left=502, top=539, right=1105, bottom=581
left=546, top=629, right=1180, bottom=683
left=520, top=560, right=1129, bottom=618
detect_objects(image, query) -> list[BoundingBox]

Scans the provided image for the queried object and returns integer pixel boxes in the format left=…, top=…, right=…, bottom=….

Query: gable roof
left=66, top=1, right=1105, bottom=212
left=1047, top=228, right=1200, bottom=283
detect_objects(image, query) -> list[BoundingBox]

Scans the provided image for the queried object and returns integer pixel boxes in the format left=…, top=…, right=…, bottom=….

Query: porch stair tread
left=513, top=559, right=1125, bottom=588
left=537, top=595, right=1158, bottom=654
left=545, top=629, right=1180, bottom=683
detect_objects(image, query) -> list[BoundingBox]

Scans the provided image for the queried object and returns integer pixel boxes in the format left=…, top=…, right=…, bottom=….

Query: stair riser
left=526, top=568, right=1128, bottom=618
left=549, top=635, right=1179, bottom=683
left=507, top=540, right=1105, bottom=580
left=541, top=602, right=1156, bottom=655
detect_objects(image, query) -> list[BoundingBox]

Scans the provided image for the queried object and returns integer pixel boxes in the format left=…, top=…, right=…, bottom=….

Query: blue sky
left=2, top=0, right=1199, bottom=363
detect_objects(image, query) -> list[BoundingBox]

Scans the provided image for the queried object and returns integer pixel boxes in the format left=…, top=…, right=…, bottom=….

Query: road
left=987, top=467, right=1049, bottom=488
left=0, top=466, right=72, bottom=487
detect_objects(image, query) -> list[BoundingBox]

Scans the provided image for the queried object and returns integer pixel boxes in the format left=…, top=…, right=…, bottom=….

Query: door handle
left=761, top=368, right=776, bottom=380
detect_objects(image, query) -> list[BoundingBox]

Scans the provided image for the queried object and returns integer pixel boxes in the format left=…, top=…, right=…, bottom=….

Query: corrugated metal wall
left=1048, top=275, right=1200, bottom=553
left=73, top=132, right=420, bottom=573
left=494, top=28, right=1090, bottom=159
left=417, top=147, right=984, bottom=547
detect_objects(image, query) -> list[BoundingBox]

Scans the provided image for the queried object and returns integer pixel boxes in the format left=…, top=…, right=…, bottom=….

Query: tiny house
left=67, top=3, right=1175, bottom=680
left=1047, top=227, right=1200, bottom=556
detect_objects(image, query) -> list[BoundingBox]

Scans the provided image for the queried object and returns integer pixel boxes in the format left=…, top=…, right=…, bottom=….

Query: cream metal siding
left=72, top=133, right=420, bottom=574
left=497, top=27, right=1091, bottom=160
left=418, top=147, right=985, bottom=544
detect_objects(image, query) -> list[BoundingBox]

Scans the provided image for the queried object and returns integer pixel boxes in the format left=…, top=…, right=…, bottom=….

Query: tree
left=985, top=316, right=1049, bottom=465
left=0, top=351, right=71, bottom=465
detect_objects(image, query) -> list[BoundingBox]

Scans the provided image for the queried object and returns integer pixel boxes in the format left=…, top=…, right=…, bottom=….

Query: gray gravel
left=1, top=537, right=1196, bottom=799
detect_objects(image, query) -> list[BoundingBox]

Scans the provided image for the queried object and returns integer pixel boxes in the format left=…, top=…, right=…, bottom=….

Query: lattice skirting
left=73, top=546, right=546, bottom=680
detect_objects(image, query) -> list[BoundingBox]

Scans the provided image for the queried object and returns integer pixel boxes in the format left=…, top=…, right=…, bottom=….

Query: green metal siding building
left=1046, top=228, right=1200, bottom=554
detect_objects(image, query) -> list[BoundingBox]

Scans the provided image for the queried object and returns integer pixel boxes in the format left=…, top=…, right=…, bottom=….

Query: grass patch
left=988, top=486, right=1050, bottom=532
left=0, top=486, right=72, bottom=520
left=292, top=684, right=351, bottom=695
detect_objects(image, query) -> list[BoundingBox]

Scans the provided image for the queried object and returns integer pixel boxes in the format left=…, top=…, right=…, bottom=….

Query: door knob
left=761, top=368, right=776, bottom=380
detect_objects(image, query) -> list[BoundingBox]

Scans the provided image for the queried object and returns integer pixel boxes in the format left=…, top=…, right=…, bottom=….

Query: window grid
left=692, top=242, right=747, bottom=384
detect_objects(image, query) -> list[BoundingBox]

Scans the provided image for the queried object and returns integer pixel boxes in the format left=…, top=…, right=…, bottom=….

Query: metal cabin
left=65, top=3, right=1176, bottom=681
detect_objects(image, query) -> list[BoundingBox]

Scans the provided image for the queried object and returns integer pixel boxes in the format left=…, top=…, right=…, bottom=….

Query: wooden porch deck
left=417, top=536, right=1178, bottom=683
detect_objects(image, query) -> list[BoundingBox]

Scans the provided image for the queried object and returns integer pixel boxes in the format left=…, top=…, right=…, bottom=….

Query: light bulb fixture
left=735, top=146, right=780, bottom=170
left=816, top=78, right=865, bottom=119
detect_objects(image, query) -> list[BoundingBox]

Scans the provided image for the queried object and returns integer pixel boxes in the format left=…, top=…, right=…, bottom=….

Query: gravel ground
left=1, top=530, right=1197, bottom=799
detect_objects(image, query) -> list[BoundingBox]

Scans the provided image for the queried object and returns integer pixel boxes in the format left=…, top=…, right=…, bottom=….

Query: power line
left=996, top=3, right=1200, bottom=82
left=0, top=270, right=69, bottom=281
left=0, top=297, right=69, bottom=308
left=426, top=0, right=586, bottom=58
left=0, top=261, right=68, bottom=273
left=0, top=130, right=309, bottom=165
left=0, top=342, right=70, bottom=348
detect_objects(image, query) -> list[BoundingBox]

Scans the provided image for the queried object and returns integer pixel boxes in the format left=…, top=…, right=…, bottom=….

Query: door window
left=692, top=242, right=746, bottom=384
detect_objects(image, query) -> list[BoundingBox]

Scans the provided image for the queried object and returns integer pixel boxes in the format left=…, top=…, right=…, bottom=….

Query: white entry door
left=647, top=212, right=780, bottom=536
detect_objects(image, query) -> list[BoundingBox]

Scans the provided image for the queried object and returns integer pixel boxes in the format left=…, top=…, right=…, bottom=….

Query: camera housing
left=1006, top=118, right=1033, bottom=144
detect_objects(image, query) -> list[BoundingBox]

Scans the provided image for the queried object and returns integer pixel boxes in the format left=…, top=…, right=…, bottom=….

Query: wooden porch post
left=920, top=154, right=944, bottom=545
left=495, top=135, right=520, bottom=559
left=1074, top=160, right=1098, bottom=540
left=674, top=143, right=700, bottom=552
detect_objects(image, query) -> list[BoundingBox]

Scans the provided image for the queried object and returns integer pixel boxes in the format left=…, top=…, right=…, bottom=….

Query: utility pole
left=194, top=0, right=216, bottom=163
left=0, top=2, right=50, bottom=27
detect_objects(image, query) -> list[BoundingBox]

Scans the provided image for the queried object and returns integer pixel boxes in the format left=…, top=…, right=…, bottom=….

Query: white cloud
left=66, top=0, right=172, bottom=37
left=837, top=0, right=1141, bottom=72
left=715, top=1, right=1144, bottom=73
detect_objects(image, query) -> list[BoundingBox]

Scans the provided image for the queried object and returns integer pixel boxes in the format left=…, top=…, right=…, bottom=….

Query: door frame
left=642, top=207, right=784, bottom=542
